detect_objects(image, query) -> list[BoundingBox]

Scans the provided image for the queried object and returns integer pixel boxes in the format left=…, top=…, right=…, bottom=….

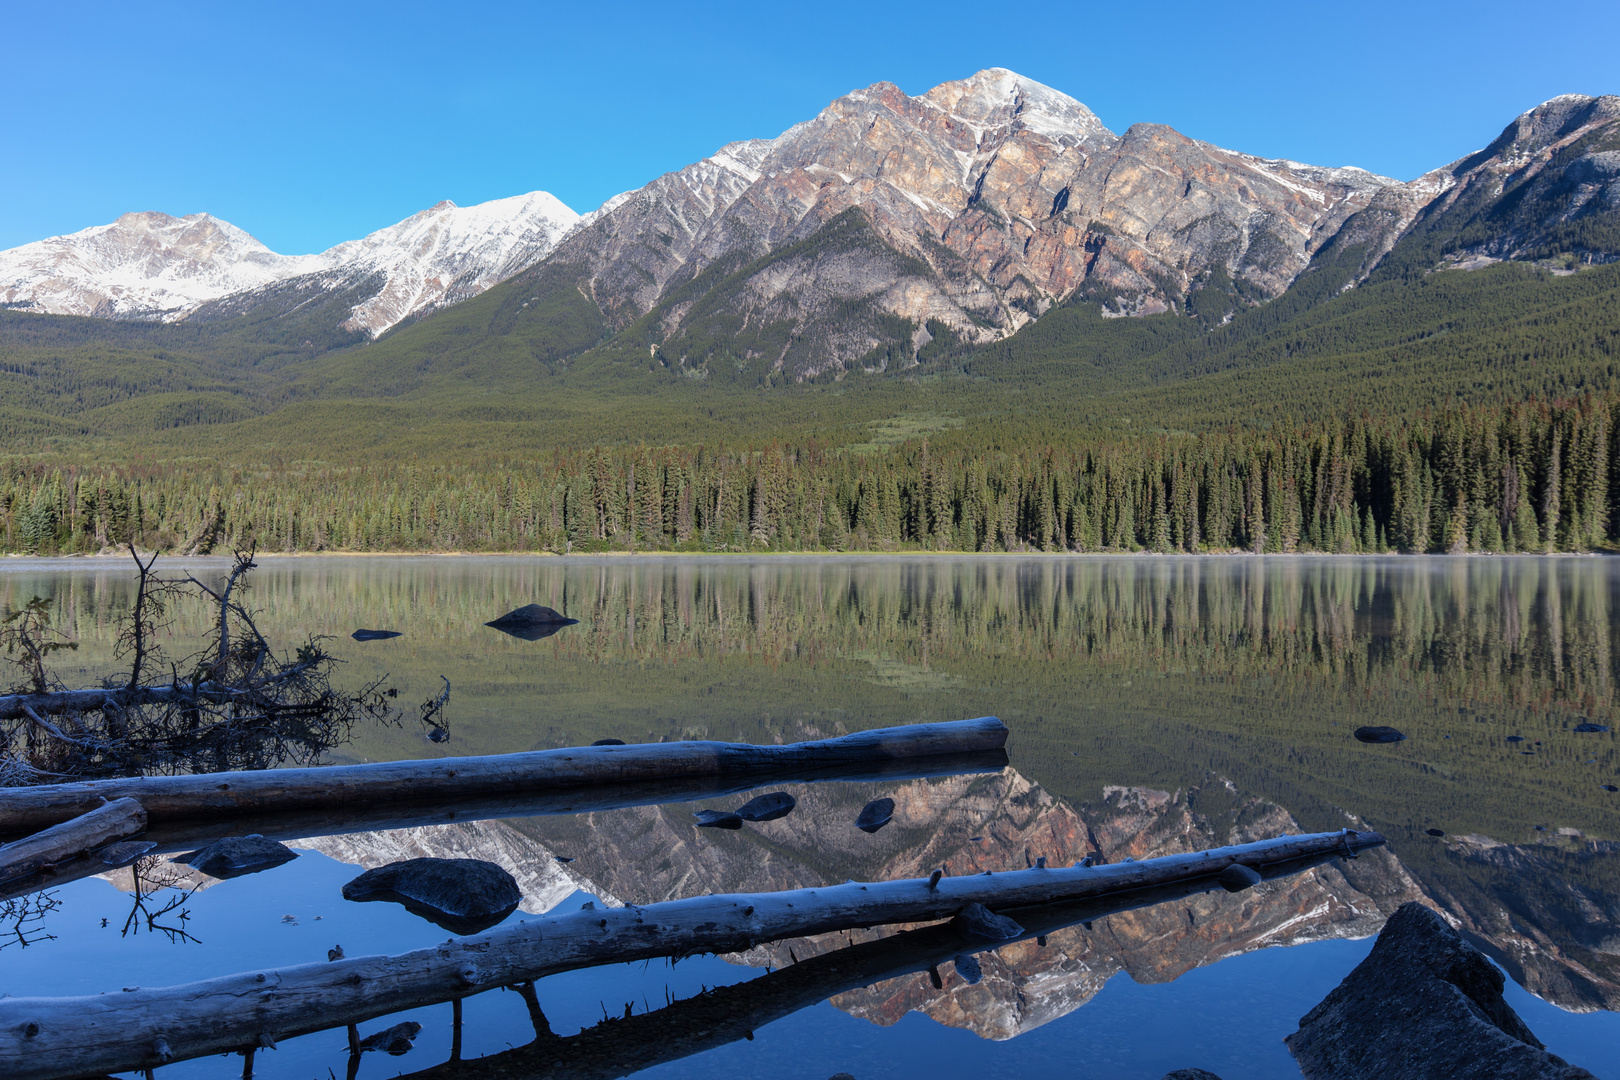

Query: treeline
left=1, top=394, right=1616, bottom=556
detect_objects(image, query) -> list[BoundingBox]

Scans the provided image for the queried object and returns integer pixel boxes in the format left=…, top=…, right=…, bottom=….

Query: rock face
left=1286, top=902, right=1598, bottom=1079
left=340, top=856, right=522, bottom=935
left=538, top=68, right=1401, bottom=378
left=0, top=192, right=579, bottom=337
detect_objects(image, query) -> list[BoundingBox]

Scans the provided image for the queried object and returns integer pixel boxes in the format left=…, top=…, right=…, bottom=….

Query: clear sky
left=4, top=0, right=1618, bottom=254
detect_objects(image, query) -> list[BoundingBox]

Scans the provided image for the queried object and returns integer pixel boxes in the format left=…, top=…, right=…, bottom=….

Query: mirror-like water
left=3, top=554, right=1618, bottom=1079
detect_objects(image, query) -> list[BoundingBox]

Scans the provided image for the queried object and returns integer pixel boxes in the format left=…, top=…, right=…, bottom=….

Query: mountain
left=0, top=191, right=580, bottom=338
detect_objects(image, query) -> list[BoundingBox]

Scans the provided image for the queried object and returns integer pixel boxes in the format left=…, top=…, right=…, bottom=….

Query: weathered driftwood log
left=0, top=718, right=1009, bottom=835
left=0, top=798, right=146, bottom=886
left=0, top=828, right=1383, bottom=1079
left=0, top=751, right=1007, bottom=902
left=398, top=846, right=1358, bottom=1080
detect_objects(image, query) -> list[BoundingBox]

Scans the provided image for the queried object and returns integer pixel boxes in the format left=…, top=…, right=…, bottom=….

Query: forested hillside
left=2, top=392, right=1614, bottom=556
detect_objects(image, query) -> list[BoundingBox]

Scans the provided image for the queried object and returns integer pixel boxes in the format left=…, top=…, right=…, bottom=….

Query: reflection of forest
left=261, top=766, right=1618, bottom=1033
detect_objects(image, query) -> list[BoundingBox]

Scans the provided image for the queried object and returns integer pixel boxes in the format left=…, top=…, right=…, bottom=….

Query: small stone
left=1162, top=1072, right=1226, bottom=1080
left=953, top=953, right=982, bottom=985
left=1573, top=723, right=1609, bottom=733
left=357, top=1020, right=422, bottom=1055
left=1426, top=828, right=1445, bottom=837
left=735, top=792, right=796, bottom=822
left=350, top=629, right=402, bottom=641
left=591, top=738, right=626, bottom=746
left=855, top=797, right=896, bottom=834
left=1353, top=726, right=1406, bottom=744
left=1217, top=863, right=1263, bottom=892
left=693, top=809, right=743, bottom=829
left=1603, top=784, right=1619, bottom=793
left=342, top=858, right=521, bottom=935
left=427, top=726, right=450, bottom=743
left=1506, top=735, right=1526, bottom=743
left=98, top=840, right=156, bottom=866
left=555, top=855, right=574, bottom=863
left=180, top=836, right=298, bottom=879
left=951, top=902, right=1025, bottom=940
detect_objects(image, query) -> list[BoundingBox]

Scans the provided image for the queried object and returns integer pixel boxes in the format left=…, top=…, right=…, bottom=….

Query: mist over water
left=4, top=554, right=1618, bottom=1078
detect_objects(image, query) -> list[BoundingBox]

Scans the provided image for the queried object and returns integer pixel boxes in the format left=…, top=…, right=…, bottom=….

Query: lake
left=3, top=554, right=1618, bottom=1079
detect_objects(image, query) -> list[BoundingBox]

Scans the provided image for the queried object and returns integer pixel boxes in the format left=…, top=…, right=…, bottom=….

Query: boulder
left=358, top=1020, right=422, bottom=1055
left=950, top=902, right=1024, bottom=940
left=855, top=797, right=896, bottom=834
left=485, top=604, right=579, bottom=641
left=1353, top=725, right=1406, bottom=744
left=342, top=857, right=520, bottom=935
left=735, top=791, right=796, bottom=821
left=1286, top=902, right=1598, bottom=1079
left=179, top=836, right=298, bottom=879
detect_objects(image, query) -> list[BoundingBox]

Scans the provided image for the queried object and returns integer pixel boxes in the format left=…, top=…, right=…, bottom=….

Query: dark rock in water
left=591, top=738, right=626, bottom=746
left=1216, top=863, right=1263, bottom=893
left=179, top=836, right=298, bottom=879
left=829, top=1074, right=858, bottom=1080
left=358, top=1020, right=423, bottom=1055
left=1427, top=828, right=1446, bottom=837
left=1162, top=1072, right=1226, bottom=1080
left=855, top=797, right=896, bottom=834
left=427, top=725, right=450, bottom=743
left=1603, top=784, right=1619, bottom=793
left=1573, top=723, right=1609, bottom=733
left=953, top=953, right=982, bottom=985
left=98, top=840, right=156, bottom=866
left=555, top=855, right=574, bottom=863
left=693, top=809, right=744, bottom=829
left=351, top=629, right=402, bottom=641
left=1534, top=825, right=1546, bottom=831
left=485, top=603, right=579, bottom=640
left=342, top=858, right=520, bottom=935
left=1506, top=735, right=1526, bottom=742
left=1286, top=902, right=1597, bottom=1079
left=950, top=902, right=1024, bottom=941
left=1353, top=725, right=1406, bottom=744
left=736, top=792, right=796, bottom=822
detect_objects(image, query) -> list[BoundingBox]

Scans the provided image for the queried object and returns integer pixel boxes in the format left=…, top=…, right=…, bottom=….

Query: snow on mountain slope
left=0, top=191, right=581, bottom=336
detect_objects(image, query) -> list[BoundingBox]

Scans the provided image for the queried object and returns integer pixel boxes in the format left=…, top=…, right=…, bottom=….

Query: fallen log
left=398, top=845, right=1359, bottom=1080
left=0, top=798, right=147, bottom=886
left=0, top=717, right=1009, bottom=836
left=0, top=750, right=1007, bottom=902
left=0, top=827, right=1384, bottom=1079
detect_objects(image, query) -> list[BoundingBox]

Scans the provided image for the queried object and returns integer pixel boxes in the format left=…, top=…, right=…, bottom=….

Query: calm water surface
left=3, top=555, right=1618, bottom=1079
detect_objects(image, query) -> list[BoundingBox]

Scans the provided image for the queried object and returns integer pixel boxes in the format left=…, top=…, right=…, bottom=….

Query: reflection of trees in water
left=12, top=557, right=1620, bottom=719
left=0, top=890, right=59, bottom=950
left=118, top=856, right=198, bottom=944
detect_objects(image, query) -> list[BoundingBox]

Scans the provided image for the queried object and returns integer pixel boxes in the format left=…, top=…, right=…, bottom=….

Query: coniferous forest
left=3, top=393, right=1615, bottom=556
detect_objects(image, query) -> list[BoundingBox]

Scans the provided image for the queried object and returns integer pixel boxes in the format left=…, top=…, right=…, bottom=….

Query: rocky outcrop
left=1286, top=902, right=1599, bottom=1079
left=341, top=856, right=521, bottom=934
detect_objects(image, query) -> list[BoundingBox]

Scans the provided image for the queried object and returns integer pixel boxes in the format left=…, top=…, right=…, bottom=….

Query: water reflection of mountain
left=159, top=766, right=1612, bottom=1040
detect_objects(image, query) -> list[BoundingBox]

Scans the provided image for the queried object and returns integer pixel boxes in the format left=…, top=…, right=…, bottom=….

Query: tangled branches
left=0, top=546, right=445, bottom=784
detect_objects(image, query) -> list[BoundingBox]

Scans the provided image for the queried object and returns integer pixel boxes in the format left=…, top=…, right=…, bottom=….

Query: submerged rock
left=951, top=902, right=1024, bottom=941
left=1216, top=863, right=1263, bottom=893
left=855, top=797, right=896, bottom=834
left=1353, top=726, right=1406, bottom=744
left=952, top=952, right=982, bottom=985
left=1286, top=902, right=1597, bottom=1079
left=342, top=857, right=520, bottom=935
left=485, top=603, right=579, bottom=640
left=591, top=738, right=626, bottom=746
left=97, top=840, right=156, bottom=867
left=1573, top=723, right=1610, bottom=733
left=1507, top=735, right=1527, bottom=743
left=1162, top=1072, right=1225, bottom=1080
left=1427, top=828, right=1446, bottom=837
left=179, top=836, right=298, bottom=879
left=735, top=792, right=796, bottom=822
left=427, top=725, right=450, bottom=743
left=351, top=629, right=402, bottom=641
left=693, top=809, right=744, bottom=829
left=358, top=1020, right=422, bottom=1055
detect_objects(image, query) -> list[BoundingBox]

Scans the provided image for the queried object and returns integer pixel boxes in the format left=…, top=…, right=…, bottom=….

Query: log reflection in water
left=395, top=851, right=1350, bottom=1080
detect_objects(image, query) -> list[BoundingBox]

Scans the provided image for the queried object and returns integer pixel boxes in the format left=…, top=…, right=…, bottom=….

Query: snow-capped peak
left=0, top=192, right=581, bottom=336
left=924, top=68, right=1114, bottom=143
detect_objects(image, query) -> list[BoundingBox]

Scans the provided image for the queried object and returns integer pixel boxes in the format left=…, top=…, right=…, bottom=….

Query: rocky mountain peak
left=922, top=67, right=1113, bottom=144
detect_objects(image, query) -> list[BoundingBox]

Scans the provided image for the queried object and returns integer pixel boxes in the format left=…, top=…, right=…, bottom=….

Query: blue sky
left=4, top=0, right=1618, bottom=254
